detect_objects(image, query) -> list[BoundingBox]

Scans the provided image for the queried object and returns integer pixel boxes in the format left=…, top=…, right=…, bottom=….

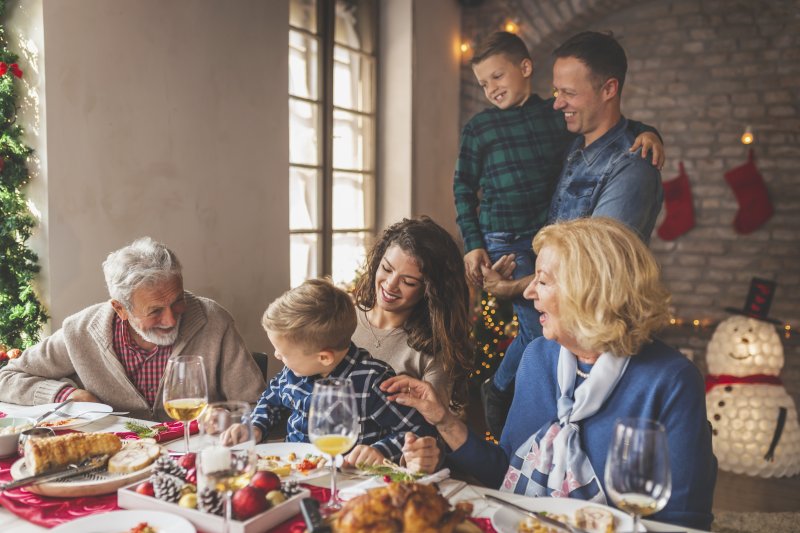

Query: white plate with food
left=254, top=442, right=330, bottom=481
left=50, top=509, right=196, bottom=533
left=18, top=402, right=114, bottom=430
left=489, top=493, right=643, bottom=533
left=11, top=434, right=162, bottom=497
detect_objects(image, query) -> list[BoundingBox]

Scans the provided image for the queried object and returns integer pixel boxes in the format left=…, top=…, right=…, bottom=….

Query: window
left=289, top=0, right=377, bottom=287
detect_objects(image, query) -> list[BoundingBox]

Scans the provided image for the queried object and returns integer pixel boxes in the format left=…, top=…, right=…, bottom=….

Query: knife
left=0, top=454, right=109, bottom=491
left=485, top=493, right=590, bottom=533
left=34, top=398, right=74, bottom=425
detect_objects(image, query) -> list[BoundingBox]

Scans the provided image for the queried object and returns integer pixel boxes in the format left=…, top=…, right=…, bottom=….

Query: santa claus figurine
left=705, top=278, right=800, bottom=477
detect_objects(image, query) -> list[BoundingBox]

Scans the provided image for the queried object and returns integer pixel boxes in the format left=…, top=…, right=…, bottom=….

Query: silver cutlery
left=52, top=409, right=129, bottom=419
left=485, top=493, right=590, bottom=533
left=0, top=454, right=109, bottom=491
left=33, top=399, right=74, bottom=425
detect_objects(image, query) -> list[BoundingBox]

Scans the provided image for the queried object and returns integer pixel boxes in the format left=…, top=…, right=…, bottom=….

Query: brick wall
left=460, top=0, right=800, bottom=405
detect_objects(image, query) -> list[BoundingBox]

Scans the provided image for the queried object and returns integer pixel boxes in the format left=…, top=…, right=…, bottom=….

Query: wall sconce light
left=504, top=20, right=519, bottom=34
left=741, top=125, right=754, bottom=145
left=460, top=41, right=471, bottom=54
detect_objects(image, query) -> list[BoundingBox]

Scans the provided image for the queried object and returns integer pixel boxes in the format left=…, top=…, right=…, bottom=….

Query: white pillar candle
left=201, top=446, right=231, bottom=473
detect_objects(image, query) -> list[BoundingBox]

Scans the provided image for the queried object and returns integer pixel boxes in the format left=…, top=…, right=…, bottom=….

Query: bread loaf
left=25, top=432, right=122, bottom=474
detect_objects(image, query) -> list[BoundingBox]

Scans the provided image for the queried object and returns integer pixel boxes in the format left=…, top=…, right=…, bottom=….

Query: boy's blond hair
left=262, top=278, right=356, bottom=352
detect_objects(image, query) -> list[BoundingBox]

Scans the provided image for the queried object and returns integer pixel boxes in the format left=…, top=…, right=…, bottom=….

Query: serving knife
left=33, top=398, right=74, bottom=425
left=0, top=454, right=109, bottom=491
left=485, top=493, right=590, bottom=533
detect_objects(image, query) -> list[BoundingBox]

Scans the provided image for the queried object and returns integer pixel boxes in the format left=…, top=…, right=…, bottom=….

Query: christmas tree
left=469, top=291, right=517, bottom=386
left=0, top=0, right=47, bottom=349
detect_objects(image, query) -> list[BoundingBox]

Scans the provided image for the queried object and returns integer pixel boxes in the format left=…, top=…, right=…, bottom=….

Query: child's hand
left=344, top=445, right=384, bottom=468
left=464, top=248, right=491, bottom=287
left=630, top=131, right=665, bottom=170
left=221, top=423, right=261, bottom=446
left=402, top=432, right=440, bottom=474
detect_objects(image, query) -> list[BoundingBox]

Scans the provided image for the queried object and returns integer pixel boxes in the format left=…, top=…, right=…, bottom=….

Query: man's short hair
left=262, top=278, right=356, bottom=352
left=553, top=31, right=627, bottom=93
left=102, top=237, right=182, bottom=309
left=471, top=31, right=531, bottom=65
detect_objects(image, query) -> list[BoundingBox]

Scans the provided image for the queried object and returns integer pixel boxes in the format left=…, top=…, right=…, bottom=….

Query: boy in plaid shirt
left=455, top=31, right=663, bottom=437
left=225, top=278, right=435, bottom=465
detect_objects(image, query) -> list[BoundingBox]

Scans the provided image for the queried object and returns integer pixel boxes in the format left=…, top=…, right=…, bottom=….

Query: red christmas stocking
left=657, top=162, right=695, bottom=241
left=724, top=149, right=773, bottom=234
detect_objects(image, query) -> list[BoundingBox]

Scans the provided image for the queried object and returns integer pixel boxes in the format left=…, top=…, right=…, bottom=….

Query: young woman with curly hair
left=352, top=216, right=474, bottom=410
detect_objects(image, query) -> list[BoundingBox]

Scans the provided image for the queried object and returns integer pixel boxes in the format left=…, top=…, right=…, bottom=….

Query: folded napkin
left=338, top=468, right=451, bottom=500
left=114, top=419, right=198, bottom=443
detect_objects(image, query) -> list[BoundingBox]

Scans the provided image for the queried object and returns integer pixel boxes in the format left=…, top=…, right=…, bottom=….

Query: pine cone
left=152, top=472, right=183, bottom=503
left=282, top=481, right=301, bottom=497
left=153, top=455, right=187, bottom=479
left=198, top=486, right=224, bottom=516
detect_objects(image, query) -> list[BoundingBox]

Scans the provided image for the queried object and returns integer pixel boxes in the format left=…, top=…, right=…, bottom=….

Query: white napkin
left=338, top=468, right=451, bottom=501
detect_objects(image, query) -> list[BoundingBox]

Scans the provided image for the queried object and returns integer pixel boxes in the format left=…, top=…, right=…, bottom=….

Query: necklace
left=576, top=368, right=591, bottom=379
left=365, top=311, right=403, bottom=348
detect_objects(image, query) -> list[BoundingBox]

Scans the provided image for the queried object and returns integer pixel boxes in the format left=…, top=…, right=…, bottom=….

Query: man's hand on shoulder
left=463, top=248, right=490, bottom=287
left=67, top=389, right=100, bottom=403
left=630, top=131, right=665, bottom=170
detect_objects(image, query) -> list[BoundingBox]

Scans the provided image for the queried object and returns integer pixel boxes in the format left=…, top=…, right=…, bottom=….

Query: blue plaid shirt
left=251, top=343, right=435, bottom=461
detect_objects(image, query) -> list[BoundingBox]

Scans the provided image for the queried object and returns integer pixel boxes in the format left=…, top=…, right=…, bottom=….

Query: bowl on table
left=0, top=417, right=36, bottom=458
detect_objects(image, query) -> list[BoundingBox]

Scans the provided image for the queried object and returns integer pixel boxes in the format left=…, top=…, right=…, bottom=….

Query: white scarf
left=501, top=347, right=629, bottom=501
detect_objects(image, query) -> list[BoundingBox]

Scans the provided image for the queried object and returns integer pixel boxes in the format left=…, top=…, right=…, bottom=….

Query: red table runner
left=0, top=420, right=198, bottom=528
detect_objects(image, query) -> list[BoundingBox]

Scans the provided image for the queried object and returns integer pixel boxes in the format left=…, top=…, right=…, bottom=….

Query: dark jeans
left=483, top=232, right=542, bottom=391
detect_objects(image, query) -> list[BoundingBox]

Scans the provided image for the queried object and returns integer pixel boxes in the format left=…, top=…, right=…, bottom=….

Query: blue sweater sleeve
left=448, top=428, right=511, bottom=488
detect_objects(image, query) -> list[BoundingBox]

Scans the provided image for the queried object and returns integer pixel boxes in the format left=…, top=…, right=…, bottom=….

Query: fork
left=53, top=409, right=129, bottom=419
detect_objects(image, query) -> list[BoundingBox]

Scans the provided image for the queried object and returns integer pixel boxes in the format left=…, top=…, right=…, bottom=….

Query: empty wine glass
left=308, top=377, right=359, bottom=514
left=197, top=401, right=256, bottom=533
left=605, top=418, right=672, bottom=532
left=163, top=355, right=208, bottom=454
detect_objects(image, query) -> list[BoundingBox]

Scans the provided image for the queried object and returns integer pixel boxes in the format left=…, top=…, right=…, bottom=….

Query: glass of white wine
left=308, top=377, right=359, bottom=514
left=197, top=401, right=256, bottom=533
left=605, top=418, right=672, bottom=532
left=163, top=355, right=208, bottom=454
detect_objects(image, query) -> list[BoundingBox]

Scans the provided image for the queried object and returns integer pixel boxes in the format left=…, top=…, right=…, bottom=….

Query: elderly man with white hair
left=0, top=237, right=265, bottom=420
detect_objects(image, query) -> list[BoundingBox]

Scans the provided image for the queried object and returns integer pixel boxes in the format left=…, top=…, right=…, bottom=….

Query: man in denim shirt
left=546, top=31, right=662, bottom=241
left=482, top=32, right=663, bottom=433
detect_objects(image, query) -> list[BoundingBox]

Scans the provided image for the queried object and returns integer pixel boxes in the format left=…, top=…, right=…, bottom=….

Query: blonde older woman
left=385, top=218, right=716, bottom=530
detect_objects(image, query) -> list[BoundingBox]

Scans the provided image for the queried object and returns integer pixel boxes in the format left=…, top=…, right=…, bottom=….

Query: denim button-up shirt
left=547, top=117, right=663, bottom=243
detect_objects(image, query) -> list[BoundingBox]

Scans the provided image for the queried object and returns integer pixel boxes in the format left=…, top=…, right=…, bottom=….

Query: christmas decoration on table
left=705, top=277, right=800, bottom=477
left=0, top=346, right=21, bottom=368
left=724, top=149, right=773, bottom=234
left=123, top=420, right=169, bottom=439
left=468, top=290, right=517, bottom=386
left=657, top=161, right=695, bottom=241
left=0, top=3, right=47, bottom=349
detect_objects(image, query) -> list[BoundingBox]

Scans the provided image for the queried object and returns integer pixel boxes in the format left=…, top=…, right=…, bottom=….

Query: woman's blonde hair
left=532, top=218, right=670, bottom=357
left=262, top=278, right=356, bottom=352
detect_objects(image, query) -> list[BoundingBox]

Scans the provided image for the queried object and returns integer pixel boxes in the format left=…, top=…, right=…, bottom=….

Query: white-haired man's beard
left=128, top=316, right=181, bottom=346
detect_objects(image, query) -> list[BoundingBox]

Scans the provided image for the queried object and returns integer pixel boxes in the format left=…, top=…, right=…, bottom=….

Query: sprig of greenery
left=356, top=462, right=424, bottom=482
left=124, top=421, right=168, bottom=439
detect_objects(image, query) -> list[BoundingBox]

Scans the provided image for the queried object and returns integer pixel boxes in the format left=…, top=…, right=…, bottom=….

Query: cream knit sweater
left=0, top=292, right=265, bottom=421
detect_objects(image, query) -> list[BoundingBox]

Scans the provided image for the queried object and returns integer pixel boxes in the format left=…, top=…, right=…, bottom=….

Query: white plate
left=10, top=452, right=155, bottom=497
left=489, top=493, right=643, bottom=533
left=50, top=509, right=196, bottom=533
left=18, top=402, right=113, bottom=430
left=253, top=442, right=331, bottom=482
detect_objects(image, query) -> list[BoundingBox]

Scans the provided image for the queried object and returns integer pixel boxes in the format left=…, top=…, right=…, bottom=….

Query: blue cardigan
left=451, top=338, right=717, bottom=530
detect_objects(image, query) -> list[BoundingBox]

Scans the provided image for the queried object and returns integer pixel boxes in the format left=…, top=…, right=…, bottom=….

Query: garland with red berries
left=0, top=0, right=47, bottom=349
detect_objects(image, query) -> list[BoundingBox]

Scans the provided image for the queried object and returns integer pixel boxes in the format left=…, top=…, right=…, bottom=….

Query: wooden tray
left=10, top=457, right=152, bottom=497
left=118, top=481, right=310, bottom=533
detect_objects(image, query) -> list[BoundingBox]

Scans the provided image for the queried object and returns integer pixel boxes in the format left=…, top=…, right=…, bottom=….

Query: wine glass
left=605, top=418, right=672, bottom=532
left=308, top=377, right=359, bottom=514
left=197, top=401, right=256, bottom=533
left=163, top=355, right=208, bottom=454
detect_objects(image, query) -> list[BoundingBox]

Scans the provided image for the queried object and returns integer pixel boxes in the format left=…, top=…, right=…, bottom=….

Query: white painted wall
left=36, top=0, right=289, bottom=371
left=379, top=0, right=462, bottom=238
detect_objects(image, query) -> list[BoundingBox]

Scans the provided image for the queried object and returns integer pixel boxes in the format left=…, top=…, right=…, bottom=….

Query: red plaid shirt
left=58, top=314, right=173, bottom=405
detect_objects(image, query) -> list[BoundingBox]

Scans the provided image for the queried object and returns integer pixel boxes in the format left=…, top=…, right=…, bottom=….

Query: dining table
left=0, top=400, right=738, bottom=533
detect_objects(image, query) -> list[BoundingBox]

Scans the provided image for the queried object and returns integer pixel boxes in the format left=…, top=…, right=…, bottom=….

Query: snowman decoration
left=705, top=278, right=800, bottom=477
